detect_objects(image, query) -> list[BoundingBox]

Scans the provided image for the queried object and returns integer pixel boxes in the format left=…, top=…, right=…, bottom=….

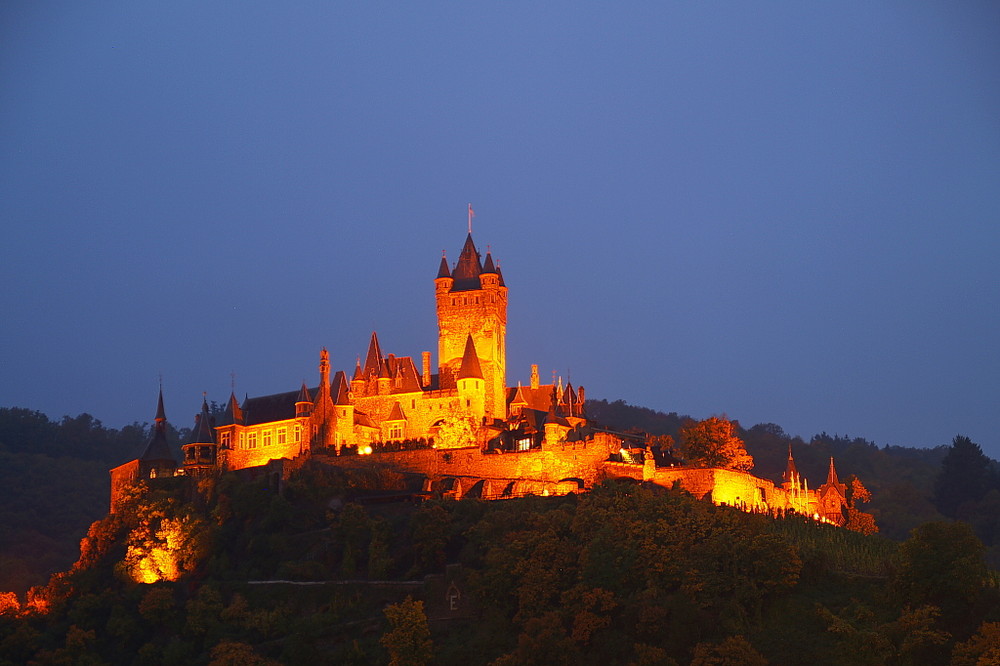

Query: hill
left=1, top=465, right=998, bottom=665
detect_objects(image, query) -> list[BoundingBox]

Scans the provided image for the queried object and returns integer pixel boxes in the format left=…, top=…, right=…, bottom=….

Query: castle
left=110, top=224, right=850, bottom=525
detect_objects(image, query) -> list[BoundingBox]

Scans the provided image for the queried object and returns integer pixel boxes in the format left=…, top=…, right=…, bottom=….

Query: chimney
left=422, top=351, right=432, bottom=387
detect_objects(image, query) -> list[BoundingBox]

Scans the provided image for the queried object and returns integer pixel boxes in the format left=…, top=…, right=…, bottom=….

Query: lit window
left=294, top=426, right=301, bottom=442
left=239, top=432, right=246, bottom=448
left=517, top=437, right=531, bottom=451
left=247, top=432, right=258, bottom=449
left=277, top=428, right=286, bottom=445
left=262, top=430, right=272, bottom=447
left=220, top=432, right=231, bottom=447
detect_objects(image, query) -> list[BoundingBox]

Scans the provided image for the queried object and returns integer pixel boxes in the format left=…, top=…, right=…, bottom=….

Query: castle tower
left=456, top=334, right=486, bottom=423
left=310, top=348, right=337, bottom=452
left=140, top=387, right=177, bottom=479
left=436, top=232, right=507, bottom=420
left=182, top=397, right=218, bottom=476
left=817, top=457, right=848, bottom=525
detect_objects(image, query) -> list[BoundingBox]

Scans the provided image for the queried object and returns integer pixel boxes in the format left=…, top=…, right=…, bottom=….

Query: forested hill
left=0, top=400, right=990, bottom=594
left=586, top=398, right=993, bottom=551
left=0, top=407, right=189, bottom=594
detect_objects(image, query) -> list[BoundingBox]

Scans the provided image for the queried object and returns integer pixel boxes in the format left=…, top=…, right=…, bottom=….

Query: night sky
left=2, top=3, right=998, bottom=456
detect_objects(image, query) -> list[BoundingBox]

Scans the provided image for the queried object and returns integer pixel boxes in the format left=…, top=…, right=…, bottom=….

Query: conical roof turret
left=457, top=334, right=484, bottom=380
left=437, top=252, right=452, bottom=279
left=483, top=251, right=496, bottom=273
left=190, top=397, right=215, bottom=444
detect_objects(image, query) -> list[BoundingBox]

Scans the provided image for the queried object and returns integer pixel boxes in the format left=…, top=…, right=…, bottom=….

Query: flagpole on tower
left=467, top=203, right=474, bottom=235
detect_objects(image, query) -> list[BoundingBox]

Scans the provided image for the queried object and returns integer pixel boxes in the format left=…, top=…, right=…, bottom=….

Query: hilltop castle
left=110, top=224, right=851, bottom=525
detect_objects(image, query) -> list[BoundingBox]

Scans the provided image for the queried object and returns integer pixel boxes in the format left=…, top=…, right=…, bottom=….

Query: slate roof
left=387, top=402, right=406, bottom=421
left=241, top=387, right=320, bottom=425
left=457, top=335, right=484, bottom=380
left=189, top=400, right=216, bottom=444
left=332, top=371, right=350, bottom=405
left=437, top=254, right=451, bottom=279
left=451, top=233, right=483, bottom=291
left=139, top=390, right=176, bottom=464
left=364, top=332, right=384, bottom=376
left=505, top=384, right=556, bottom=412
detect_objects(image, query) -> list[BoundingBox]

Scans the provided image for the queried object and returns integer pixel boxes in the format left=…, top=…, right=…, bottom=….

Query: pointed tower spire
left=452, top=233, right=483, bottom=289
left=363, top=332, right=383, bottom=376
left=783, top=442, right=800, bottom=487
left=457, top=334, right=484, bottom=379
left=140, top=389, right=174, bottom=464
left=483, top=250, right=496, bottom=273
left=190, top=396, right=215, bottom=444
left=437, top=251, right=451, bottom=278
left=826, top=457, right=840, bottom=487
left=154, top=386, right=166, bottom=424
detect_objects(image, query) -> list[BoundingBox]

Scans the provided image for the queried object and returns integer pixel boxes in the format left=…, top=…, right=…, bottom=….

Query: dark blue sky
left=2, top=3, right=998, bottom=456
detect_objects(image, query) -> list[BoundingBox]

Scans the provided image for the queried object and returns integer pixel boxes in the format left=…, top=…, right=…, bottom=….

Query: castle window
left=262, top=430, right=272, bottom=447
left=294, top=426, right=301, bottom=442
left=411, top=399, right=415, bottom=409
left=516, top=437, right=531, bottom=452
left=220, top=432, right=231, bottom=447
left=277, top=428, right=287, bottom=445
left=466, top=399, right=471, bottom=408
left=389, top=423, right=403, bottom=439
left=247, top=432, right=258, bottom=449
left=239, top=432, right=246, bottom=448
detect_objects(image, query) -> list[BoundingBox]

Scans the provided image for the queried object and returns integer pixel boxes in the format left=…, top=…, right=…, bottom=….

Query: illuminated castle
left=110, top=223, right=850, bottom=526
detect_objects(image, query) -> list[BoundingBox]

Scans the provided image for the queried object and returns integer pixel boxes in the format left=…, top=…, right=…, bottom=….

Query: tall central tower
left=435, top=233, right=507, bottom=419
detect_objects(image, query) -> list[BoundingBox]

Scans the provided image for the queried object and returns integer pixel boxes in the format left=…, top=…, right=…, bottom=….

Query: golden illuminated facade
left=110, top=226, right=852, bottom=527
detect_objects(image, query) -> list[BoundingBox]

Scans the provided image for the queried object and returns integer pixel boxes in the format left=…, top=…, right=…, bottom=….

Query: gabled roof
left=451, top=233, right=483, bottom=291
left=332, top=371, right=350, bottom=405
left=386, top=356, right=423, bottom=393
left=505, top=384, right=557, bottom=412
left=457, top=335, right=483, bottom=380
left=241, top=387, right=320, bottom=425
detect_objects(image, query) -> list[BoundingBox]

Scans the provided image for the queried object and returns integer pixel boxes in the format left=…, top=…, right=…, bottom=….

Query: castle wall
left=323, top=437, right=618, bottom=493
left=109, top=459, right=141, bottom=513
left=224, top=418, right=305, bottom=470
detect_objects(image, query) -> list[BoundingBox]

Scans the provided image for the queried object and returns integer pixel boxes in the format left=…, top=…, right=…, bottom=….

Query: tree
left=690, top=635, right=768, bottom=666
left=933, top=436, right=992, bottom=519
left=894, top=521, right=988, bottom=629
left=381, top=596, right=433, bottom=666
left=844, top=476, right=878, bottom=535
left=679, top=417, right=753, bottom=471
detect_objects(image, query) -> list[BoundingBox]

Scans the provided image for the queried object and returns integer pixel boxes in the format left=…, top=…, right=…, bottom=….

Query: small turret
left=182, top=397, right=218, bottom=476
left=295, top=382, right=313, bottom=418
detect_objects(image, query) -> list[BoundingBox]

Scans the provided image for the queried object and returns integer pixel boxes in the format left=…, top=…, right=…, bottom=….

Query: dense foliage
left=2, top=400, right=1000, bottom=663
left=1, top=473, right=998, bottom=665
